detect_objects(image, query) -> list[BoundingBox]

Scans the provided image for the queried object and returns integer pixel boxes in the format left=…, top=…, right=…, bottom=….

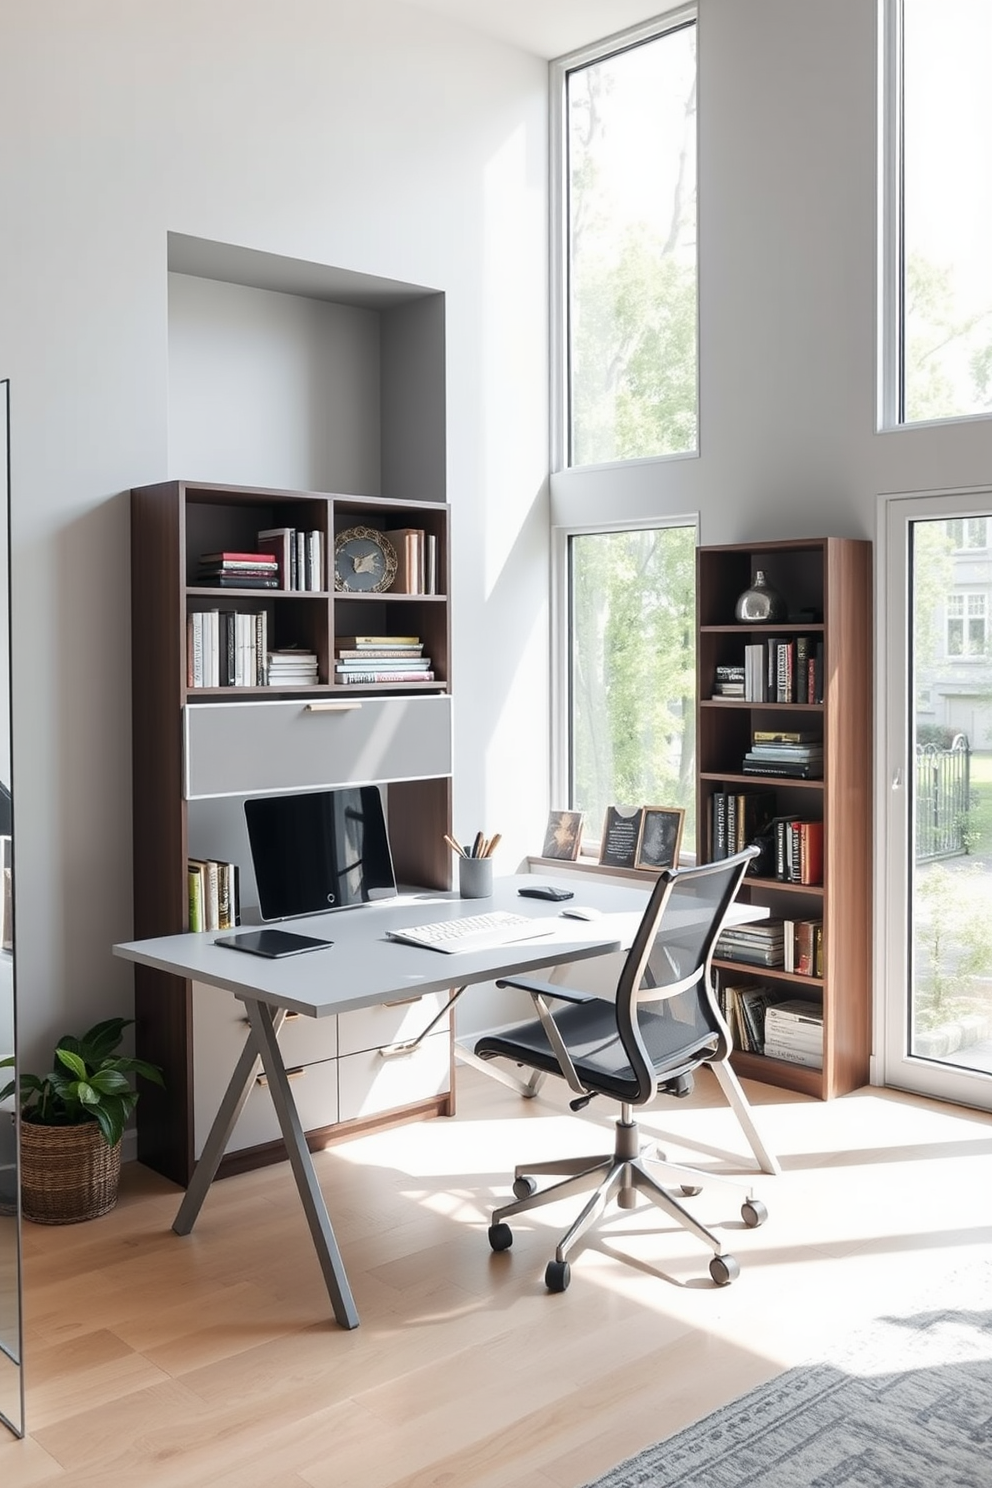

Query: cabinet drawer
left=338, top=991, right=450, bottom=1057
left=192, top=984, right=339, bottom=1156
left=195, top=1054, right=339, bottom=1157
left=338, top=1032, right=451, bottom=1123
left=184, top=694, right=453, bottom=799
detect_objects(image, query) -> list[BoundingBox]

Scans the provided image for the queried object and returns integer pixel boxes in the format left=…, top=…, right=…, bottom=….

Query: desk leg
left=173, top=1007, right=288, bottom=1237
left=243, top=998, right=360, bottom=1330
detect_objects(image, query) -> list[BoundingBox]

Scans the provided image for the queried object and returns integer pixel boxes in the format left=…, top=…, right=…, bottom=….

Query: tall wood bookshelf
left=130, top=479, right=454, bottom=1185
left=696, top=537, right=872, bottom=1099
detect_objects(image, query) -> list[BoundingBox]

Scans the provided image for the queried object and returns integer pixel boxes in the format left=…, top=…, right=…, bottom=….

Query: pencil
left=471, top=830, right=484, bottom=858
left=443, top=833, right=467, bottom=858
left=482, top=832, right=501, bottom=858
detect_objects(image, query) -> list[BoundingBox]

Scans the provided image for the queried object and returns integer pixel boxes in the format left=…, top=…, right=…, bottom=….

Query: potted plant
left=0, top=1017, right=163, bottom=1224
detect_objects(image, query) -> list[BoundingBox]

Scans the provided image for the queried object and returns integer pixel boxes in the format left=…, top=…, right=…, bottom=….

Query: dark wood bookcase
left=696, top=537, right=872, bottom=1099
left=130, top=479, right=454, bottom=1185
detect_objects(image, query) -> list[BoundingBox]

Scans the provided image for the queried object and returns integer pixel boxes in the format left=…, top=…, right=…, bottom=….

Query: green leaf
left=89, top=1069, right=131, bottom=1096
left=56, top=1048, right=88, bottom=1081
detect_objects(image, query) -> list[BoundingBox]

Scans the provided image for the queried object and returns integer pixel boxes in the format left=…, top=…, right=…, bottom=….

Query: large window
left=567, top=524, right=697, bottom=851
left=885, top=0, right=992, bottom=425
left=558, top=10, right=697, bottom=467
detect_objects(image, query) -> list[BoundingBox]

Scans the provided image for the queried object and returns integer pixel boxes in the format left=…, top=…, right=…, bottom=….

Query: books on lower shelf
left=188, top=858, right=240, bottom=932
left=188, top=609, right=269, bottom=688
left=334, top=635, right=436, bottom=685
left=715, top=918, right=785, bottom=968
left=782, top=917, right=824, bottom=976
left=763, top=997, right=823, bottom=1068
left=265, top=648, right=319, bottom=686
left=742, top=732, right=824, bottom=779
left=766, top=817, right=824, bottom=884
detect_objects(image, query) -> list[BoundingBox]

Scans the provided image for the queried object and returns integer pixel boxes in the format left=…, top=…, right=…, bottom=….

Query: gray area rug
left=583, top=1259, right=992, bottom=1487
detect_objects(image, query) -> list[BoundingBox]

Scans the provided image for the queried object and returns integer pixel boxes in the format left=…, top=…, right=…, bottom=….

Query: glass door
left=882, top=490, right=992, bottom=1109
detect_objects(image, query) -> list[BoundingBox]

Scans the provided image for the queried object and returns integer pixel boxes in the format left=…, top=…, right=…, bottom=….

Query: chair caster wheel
left=489, top=1222, right=513, bottom=1252
left=709, top=1253, right=740, bottom=1286
left=513, top=1176, right=538, bottom=1201
left=680, top=1184, right=703, bottom=1197
left=545, top=1259, right=571, bottom=1293
left=741, top=1198, right=767, bottom=1228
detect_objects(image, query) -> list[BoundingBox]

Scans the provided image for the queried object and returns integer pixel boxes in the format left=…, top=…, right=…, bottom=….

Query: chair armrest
left=494, top=976, right=597, bottom=1004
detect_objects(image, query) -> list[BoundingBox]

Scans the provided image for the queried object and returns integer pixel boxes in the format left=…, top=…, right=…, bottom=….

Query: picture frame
left=598, top=805, right=644, bottom=869
left=634, top=806, right=685, bottom=871
left=541, top=809, right=585, bottom=861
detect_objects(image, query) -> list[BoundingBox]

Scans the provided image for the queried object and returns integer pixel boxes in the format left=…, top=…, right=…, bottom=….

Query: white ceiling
left=394, top=0, right=669, bottom=60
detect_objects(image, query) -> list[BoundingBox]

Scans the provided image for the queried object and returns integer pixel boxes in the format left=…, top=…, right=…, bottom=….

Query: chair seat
left=474, top=998, right=719, bottom=1103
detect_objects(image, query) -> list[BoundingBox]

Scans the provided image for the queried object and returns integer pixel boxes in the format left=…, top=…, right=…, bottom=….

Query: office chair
left=474, top=846, right=776, bottom=1292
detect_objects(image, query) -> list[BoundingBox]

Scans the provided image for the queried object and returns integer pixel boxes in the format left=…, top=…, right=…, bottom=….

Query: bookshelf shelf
left=697, top=536, right=872, bottom=1100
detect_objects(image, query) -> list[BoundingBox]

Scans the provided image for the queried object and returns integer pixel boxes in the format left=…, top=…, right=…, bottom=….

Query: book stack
left=712, top=663, right=745, bottom=698
left=257, top=527, right=324, bottom=591
left=383, top=528, right=439, bottom=595
left=782, top=918, right=824, bottom=976
left=188, top=857, right=240, bottom=932
left=334, top=635, right=436, bottom=685
left=763, top=998, right=823, bottom=1068
left=265, top=648, right=319, bottom=686
left=709, top=789, right=776, bottom=860
left=188, top=610, right=268, bottom=687
left=719, top=981, right=776, bottom=1053
left=197, top=550, right=280, bottom=589
left=771, top=817, right=824, bottom=884
left=742, top=729, right=823, bottom=779
left=715, top=918, right=785, bottom=967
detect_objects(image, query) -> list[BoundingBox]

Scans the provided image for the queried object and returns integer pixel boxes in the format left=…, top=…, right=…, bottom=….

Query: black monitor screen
left=244, top=786, right=396, bottom=921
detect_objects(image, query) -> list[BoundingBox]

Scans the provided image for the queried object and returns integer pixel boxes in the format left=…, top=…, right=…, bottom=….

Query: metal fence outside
left=916, top=734, right=972, bottom=861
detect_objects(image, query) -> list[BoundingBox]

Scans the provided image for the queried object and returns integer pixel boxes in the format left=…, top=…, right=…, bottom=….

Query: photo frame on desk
left=542, top=809, right=585, bottom=861
left=635, top=806, right=685, bottom=871
left=598, top=805, right=643, bottom=869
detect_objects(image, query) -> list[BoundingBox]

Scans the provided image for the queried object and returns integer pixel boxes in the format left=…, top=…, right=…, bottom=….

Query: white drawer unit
left=184, top=694, right=453, bottom=800
left=338, top=990, right=450, bottom=1057
left=192, top=983, right=339, bottom=1155
left=338, top=1031, right=452, bottom=1124
left=202, top=1056, right=340, bottom=1157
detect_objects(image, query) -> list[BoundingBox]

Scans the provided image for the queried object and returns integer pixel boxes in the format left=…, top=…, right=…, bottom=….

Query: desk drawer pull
left=241, top=1010, right=300, bottom=1026
left=384, top=995, right=425, bottom=1008
left=305, top=702, right=363, bottom=713
left=256, top=1068, right=305, bottom=1088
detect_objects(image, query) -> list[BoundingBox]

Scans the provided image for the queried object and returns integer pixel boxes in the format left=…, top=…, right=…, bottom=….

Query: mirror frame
left=0, top=377, right=23, bottom=1440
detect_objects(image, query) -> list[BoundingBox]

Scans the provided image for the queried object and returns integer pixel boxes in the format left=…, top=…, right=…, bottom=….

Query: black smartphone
left=215, top=929, right=334, bottom=958
left=517, top=885, right=574, bottom=902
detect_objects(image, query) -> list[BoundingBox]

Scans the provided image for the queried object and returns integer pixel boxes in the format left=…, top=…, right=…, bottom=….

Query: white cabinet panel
left=338, top=991, right=449, bottom=1057
left=185, top=694, right=452, bottom=799
left=338, top=1032, right=451, bottom=1123
left=192, top=982, right=339, bottom=1156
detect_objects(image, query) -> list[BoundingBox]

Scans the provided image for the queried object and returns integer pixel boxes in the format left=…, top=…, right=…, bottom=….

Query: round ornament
left=334, top=527, right=398, bottom=594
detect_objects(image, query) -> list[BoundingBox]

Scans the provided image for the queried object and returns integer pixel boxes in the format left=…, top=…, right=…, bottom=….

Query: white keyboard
left=385, top=910, right=557, bottom=954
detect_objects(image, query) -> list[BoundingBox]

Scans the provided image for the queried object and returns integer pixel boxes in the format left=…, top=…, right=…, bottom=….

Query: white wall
left=4, top=0, right=992, bottom=1075
left=0, top=0, right=550, bottom=1068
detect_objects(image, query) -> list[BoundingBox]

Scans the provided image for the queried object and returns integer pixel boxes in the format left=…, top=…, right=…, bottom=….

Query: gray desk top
left=113, top=874, right=650, bottom=1018
left=114, top=873, right=765, bottom=1020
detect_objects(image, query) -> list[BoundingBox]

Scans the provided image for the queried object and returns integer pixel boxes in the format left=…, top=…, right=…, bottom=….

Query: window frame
left=550, top=3, right=699, bottom=473
left=879, top=0, right=992, bottom=432
left=550, top=513, right=700, bottom=842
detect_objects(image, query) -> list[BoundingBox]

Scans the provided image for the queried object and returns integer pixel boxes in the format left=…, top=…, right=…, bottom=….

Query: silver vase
left=735, top=570, right=787, bottom=623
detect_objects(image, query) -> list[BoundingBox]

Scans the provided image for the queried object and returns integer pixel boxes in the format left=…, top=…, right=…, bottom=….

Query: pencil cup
left=458, top=856, right=493, bottom=899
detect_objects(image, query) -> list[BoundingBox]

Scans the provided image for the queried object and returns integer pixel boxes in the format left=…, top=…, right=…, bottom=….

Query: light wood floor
left=3, top=1063, right=992, bottom=1487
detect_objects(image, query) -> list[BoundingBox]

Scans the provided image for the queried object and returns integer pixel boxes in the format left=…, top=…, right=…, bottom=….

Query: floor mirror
left=0, top=378, right=23, bottom=1438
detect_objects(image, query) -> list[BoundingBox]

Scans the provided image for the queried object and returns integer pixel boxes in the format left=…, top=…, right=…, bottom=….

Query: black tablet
left=214, top=929, right=334, bottom=958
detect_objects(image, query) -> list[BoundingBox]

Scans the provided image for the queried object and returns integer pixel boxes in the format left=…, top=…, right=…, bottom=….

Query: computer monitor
left=244, top=785, right=397, bottom=921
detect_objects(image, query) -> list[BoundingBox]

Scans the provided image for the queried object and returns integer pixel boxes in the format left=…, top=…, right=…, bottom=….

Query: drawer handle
left=241, top=1010, right=300, bottom=1025
left=306, top=702, right=363, bottom=713
left=256, top=1068, right=305, bottom=1087
left=384, top=995, right=426, bottom=1008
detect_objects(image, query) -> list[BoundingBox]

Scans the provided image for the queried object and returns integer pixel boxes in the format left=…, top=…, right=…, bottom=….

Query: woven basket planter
left=20, top=1120, right=122, bottom=1224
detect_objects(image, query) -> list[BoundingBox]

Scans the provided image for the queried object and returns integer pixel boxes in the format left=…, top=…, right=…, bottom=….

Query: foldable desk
left=114, top=873, right=770, bottom=1329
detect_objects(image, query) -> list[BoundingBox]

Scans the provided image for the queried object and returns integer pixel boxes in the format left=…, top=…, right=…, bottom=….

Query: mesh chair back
left=614, top=847, right=758, bottom=1104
